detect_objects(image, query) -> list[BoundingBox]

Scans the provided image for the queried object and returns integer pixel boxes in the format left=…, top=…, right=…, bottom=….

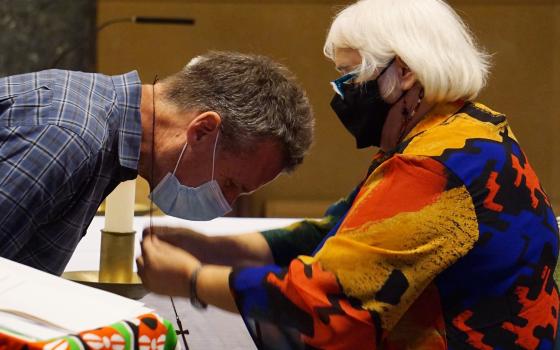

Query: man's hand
left=142, top=226, right=201, bottom=248
left=136, top=234, right=200, bottom=297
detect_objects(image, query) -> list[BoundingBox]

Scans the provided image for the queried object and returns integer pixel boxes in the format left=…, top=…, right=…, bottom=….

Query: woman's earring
left=398, top=94, right=412, bottom=142
left=410, top=88, right=425, bottom=119
left=402, top=94, right=409, bottom=117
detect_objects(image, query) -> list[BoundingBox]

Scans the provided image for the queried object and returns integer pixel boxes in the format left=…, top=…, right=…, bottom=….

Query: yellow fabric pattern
left=404, top=103, right=513, bottom=158
left=312, top=185, right=477, bottom=330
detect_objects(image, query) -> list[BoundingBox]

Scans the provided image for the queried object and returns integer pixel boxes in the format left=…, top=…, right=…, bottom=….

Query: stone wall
left=0, top=0, right=96, bottom=76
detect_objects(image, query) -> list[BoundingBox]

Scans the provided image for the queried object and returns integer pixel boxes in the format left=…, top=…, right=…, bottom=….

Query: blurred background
left=1, top=0, right=559, bottom=218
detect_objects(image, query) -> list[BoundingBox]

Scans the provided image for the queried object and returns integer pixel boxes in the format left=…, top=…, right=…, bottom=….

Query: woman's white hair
left=324, top=0, right=491, bottom=102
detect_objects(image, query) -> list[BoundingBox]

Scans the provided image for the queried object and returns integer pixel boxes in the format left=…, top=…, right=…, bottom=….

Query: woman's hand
left=136, top=234, right=200, bottom=297
left=141, top=225, right=274, bottom=266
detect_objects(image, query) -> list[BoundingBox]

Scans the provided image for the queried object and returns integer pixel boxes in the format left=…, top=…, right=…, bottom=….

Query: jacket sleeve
left=230, top=155, right=479, bottom=349
left=259, top=186, right=359, bottom=267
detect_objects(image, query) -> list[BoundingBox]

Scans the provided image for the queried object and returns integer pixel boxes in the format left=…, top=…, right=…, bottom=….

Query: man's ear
left=186, top=111, right=221, bottom=146
left=395, top=56, right=417, bottom=91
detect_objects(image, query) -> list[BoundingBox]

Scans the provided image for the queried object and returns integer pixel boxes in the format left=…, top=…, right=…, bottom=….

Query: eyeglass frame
left=330, top=70, right=359, bottom=99
left=329, top=58, right=396, bottom=99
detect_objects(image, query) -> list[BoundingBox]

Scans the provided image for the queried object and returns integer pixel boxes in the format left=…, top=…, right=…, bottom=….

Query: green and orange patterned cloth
left=0, top=313, right=177, bottom=350
left=230, top=102, right=560, bottom=349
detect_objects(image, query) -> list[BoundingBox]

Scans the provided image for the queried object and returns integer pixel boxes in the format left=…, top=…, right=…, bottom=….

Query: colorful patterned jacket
left=230, top=102, right=560, bottom=349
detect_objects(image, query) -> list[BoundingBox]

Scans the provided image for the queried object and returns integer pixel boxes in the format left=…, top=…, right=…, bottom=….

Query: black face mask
left=330, top=60, right=398, bottom=149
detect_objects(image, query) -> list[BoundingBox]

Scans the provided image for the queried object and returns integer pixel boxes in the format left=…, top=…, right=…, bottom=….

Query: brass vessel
left=62, top=230, right=148, bottom=300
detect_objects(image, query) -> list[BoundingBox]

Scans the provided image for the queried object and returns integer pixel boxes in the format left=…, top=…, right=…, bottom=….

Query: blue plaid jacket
left=0, top=70, right=142, bottom=275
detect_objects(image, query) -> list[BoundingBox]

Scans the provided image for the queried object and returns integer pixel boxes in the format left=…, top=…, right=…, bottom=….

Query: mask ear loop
left=358, top=57, right=395, bottom=94
left=211, top=132, right=219, bottom=180
left=172, top=128, right=218, bottom=178
left=172, top=141, right=189, bottom=175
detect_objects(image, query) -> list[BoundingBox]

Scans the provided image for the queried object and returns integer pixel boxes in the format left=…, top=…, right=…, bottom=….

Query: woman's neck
left=380, top=84, right=435, bottom=152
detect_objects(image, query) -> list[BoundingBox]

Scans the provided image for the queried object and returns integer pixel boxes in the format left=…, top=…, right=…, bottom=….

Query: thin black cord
left=171, top=295, right=190, bottom=350
left=151, top=76, right=190, bottom=350
left=49, top=17, right=132, bottom=69
left=97, top=17, right=134, bottom=32
left=150, top=75, right=158, bottom=233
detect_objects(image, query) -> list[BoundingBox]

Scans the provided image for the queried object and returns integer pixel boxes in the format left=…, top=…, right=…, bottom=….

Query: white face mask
left=149, top=133, right=232, bottom=221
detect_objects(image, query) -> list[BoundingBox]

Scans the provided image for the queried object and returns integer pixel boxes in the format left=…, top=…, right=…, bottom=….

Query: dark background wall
left=0, top=0, right=96, bottom=76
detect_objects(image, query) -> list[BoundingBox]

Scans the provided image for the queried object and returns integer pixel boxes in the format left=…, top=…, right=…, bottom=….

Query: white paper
left=0, top=311, right=67, bottom=341
left=0, top=258, right=151, bottom=336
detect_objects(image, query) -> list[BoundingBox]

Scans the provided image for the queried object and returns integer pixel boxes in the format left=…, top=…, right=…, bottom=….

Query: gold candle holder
left=62, top=229, right=148, bottom=300
left=99, top=230, right=135, bottom=283
left=63, top=181, right=147, bottom=299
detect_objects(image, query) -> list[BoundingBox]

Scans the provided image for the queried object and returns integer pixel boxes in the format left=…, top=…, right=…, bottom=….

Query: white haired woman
left=138, top=0, right=559, bottom=348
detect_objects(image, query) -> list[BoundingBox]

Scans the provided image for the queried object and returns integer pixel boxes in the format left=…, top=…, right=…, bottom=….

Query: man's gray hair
left=162, top=51, right=314, bottom=172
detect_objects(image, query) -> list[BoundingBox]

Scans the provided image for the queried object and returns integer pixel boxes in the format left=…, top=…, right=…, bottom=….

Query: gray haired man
left=0, top=51, right=314, bottom=275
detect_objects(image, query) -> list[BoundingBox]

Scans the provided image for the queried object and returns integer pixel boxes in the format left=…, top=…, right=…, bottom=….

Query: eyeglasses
left=330, top=58, right=396, bottom=99
left=330, top=71, right=358, bottom=98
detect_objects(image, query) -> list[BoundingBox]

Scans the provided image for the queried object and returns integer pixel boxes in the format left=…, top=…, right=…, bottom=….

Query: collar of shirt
left=110, top=71, right=142, bottom=171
